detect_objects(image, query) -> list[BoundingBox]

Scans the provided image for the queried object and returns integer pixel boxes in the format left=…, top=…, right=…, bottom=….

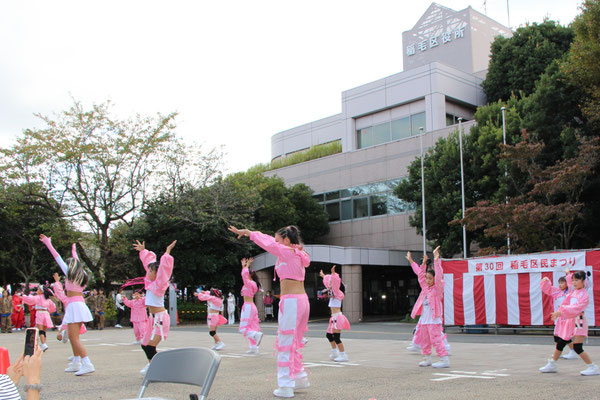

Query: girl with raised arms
left=229, top=225, right=310, bottom=399
left=39, top=234, right=95, bottom=375
left=319, top=265, right=350, bottom=362
left=133, top=239, right=177, bottom=377
left=195, top=288, right=227, bottom=350
left=238, top=257, right=264, bottom=354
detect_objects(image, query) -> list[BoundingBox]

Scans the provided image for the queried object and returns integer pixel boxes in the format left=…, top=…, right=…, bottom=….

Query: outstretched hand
left=406, top=251, right=413, bottom=264
left=132, top=240, right=145, bottom=252
left=166, top=240, right=177, bottom=254
left=39, top=234, right=49, bottom=242
left=53, top=273, right=60, bottom=283
left=433, top=246, right=441, bottom=260
left=228, top=225, right=251, bottom=239
left=319, top=269, right=325, bottom=278
left=331, top=265, right=336, bottom=274
left=551, top=310, right=561, bottom=321
left=241, top=257, right=254, bottom=269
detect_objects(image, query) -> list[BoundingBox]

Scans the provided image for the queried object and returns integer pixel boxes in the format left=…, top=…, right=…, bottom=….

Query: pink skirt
left=327, top=312, right=351, bottom=333
left=35, top=310, right=54, bottom=329
left=207, top=313, right=227, bottom=327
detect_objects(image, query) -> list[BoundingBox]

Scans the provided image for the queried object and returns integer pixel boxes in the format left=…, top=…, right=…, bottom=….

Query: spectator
left=2, top=346, right=43, bottom=400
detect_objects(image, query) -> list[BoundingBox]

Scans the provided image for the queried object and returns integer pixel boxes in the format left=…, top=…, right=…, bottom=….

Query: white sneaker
left=581, top=363, right=600, bottom=376
left=75, top=362, right=95, bottom=376
left=539, top=359, right=558, bottom=373
left=407, top=344, right=421, bottom=353
left=329, top=350, right=339, bottom=360
left=254, top=331, right=263, bottom=347
left=334, top=353, right=349, bottom=362
left=419, top=356, right=432, bottom=367
left=246, top=348, right=259, bottom=355
left=40, top=343, right=48, bottom=352
left=301, top=337, right=308, bottom=345
left=140, top=363, right=150, bottom=377
left=65, top=362, right=81, bottom=372
left=132, top=340, right=142, bottom=345
left=562, top=350, right=579, bottom=359
left=115, top=324, right=122, bottom=328
left=432, top=356, right=450, bottom=368
left=294, top=378, right=310, bottom=389
left=210, top=344, right=218, bottom=350
left=68, top=355, right=74, bottom=361
left=61, top=330, right=69, bottom=344
left=214, top=341, right=225, bottom=350
left=273, top=387, right=294, bottom=398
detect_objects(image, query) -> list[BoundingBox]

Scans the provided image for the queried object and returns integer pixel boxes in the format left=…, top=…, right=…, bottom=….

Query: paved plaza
left=2, top=322, right=599, bottom=399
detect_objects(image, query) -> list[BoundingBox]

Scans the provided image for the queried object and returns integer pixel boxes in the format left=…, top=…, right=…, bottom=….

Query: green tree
left=0, top=100, right=221, bottom=288
left=482, top=20, right=574, bottom=102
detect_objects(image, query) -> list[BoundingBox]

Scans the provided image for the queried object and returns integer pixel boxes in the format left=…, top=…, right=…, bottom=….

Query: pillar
left=341, top=264, right=362, bottom=323
left=256, top=269, right=273, bottom=321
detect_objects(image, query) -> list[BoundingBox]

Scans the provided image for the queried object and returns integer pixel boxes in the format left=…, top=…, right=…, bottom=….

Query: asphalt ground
left=2, top=322, right=599, bottom=399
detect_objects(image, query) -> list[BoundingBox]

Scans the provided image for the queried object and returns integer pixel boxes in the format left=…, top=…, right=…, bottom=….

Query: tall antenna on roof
left=506, top=0, right=511, bottom=28
left=482, top=0, right=487, bottom=14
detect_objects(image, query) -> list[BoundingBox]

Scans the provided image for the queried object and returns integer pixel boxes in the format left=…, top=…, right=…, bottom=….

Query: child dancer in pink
left=133, top=239, right=177, bottom=377
left=320, top=265, right=350, bottom=362
left=21, top=285, right=56, bottom=352
left=195, top=288, right=227, bottom=350
left=40, top=234, right=95, bottom=375
left=539, top=270, right=599, bottom=375
left=540, top=272, right=578, bottom=359
left=230, top=225, right=310, bottom=399
left=405, top=253, right=451, bottom=355
left=52, top=273, right=87, bottom=351
left=123, top=291, right=148, bottom=345
left=239, top=258, right=264, bottom=355
left=411, top=246, right=449, bottom=368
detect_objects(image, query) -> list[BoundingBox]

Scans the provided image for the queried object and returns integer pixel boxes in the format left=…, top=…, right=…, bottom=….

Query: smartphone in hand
left=24, top=328, right=39, bottom=356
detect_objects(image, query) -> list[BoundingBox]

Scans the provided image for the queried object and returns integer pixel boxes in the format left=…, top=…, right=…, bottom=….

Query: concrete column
left=425, top=92, right=446, bottom=131
left=341, top=264, right=362, bottom=323
left=256, top=269, right=273, bottom=320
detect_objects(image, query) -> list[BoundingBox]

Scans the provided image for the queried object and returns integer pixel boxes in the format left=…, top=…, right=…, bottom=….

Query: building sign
left=466, top=251, right=586, bottom=276
left=406, top=26, right=466, bottom=56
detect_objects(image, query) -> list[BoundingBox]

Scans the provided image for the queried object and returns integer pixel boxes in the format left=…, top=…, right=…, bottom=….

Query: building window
left=445, top=113, right=469, bottom=126
left=313, top=178, right=416, bottom=222
left=357, top=111, right=427, bottom=149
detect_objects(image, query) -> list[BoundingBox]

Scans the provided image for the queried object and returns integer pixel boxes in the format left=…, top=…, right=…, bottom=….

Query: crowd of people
left=1, top=225, right=599, bottom=399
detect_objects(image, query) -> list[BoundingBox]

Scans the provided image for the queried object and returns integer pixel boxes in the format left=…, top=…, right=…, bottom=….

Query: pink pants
left=133, top=320, right=147, bottom=341
left=239, top=302, right=261, bottom=346
left=416, top=323, right=447, bottom=357
left=277, top=294, right=310, bottom=388
left=142, top=310, right=170, bottom=345
left=327, top=312, right=351, bottom=334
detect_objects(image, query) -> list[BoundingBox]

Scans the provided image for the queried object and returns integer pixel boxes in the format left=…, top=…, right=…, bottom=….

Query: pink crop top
left=241, top=268, right=258, bottom=297
left=249, top=231, right=310, bottom=281
left=323, top=273, right=344, bottom=301
left=197, top=291, right=223, bottom=311
left=41, top=237, right=86, bottom=292
left=139, top=249, right=174, bottom=299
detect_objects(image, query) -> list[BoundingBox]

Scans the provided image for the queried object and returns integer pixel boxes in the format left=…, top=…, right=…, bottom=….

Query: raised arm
left=154, top=253, right=174, bottom=290
left=39, top=234, right=68, bottom=275
left=122, top=297, right=134, bottom=308
left=558, top=292, right=589, bottom=319
left=249, top=231, right=292, bottom=259
left=540, top=278, right=562, bottom=300
left=195, top=291, right=212, bottom=302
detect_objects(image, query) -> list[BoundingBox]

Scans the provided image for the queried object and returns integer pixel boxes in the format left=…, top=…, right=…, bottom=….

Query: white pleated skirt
left=63, top=301, right=93, bottom=324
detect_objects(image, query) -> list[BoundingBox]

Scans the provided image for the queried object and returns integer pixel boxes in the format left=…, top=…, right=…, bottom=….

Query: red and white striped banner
left=442, top=250, right=600, bottom=326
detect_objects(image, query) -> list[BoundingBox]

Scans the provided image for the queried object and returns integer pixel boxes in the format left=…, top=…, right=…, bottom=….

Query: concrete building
left=252, top=3, right=511, bottom=323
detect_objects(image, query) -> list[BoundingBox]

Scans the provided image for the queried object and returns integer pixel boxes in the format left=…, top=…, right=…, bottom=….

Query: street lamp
left=501, top=106, right=510, bottom=255
left=419, top=126, right=427, bottom=255
left=458, top=118, right=467, bottom=258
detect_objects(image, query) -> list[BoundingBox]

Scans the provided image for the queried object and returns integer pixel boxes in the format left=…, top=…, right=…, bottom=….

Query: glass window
left=325, top=202, right=340, bottom=222
left=312, top=193, right=324, bottom=202
left=387, top=197, right=407, bottom=214
left=353, top=197, right=369, bottom=218
left=411, top=112, right=426, bottom=136
left=341, top=200, right=352, bottom=220
left=340, top=189, right=351, bottom=198
left=370, top=195, right=387, bottom=216
left=372, top=122, right=390, bottom=146
left=357, top=127, right=373, bottom=149
left=391, top=117, right=410, bottom=140
left=446, top=113, right=455, bottom=126
left=325, top=191, right=340, bottom=201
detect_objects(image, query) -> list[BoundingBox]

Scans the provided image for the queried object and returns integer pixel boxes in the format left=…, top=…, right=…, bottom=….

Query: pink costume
left=239, top=268, right=262, bottom=347
left=52, top=282, right=87, bottom=334
left=41, top=237, right=93, bottom=325
left=250, top=231, right=310, bottom=389
left=139, top=249, right=174, bottom=344
left=197, top=291, right=227, bottom=327
left=123, top=296, right=148, bottom=341
left=21, top=294, right=56, bottom=329
left=412, top=259, right=447, bottom=357
left=540, top=273, right=572, bottom=338
left=322, top=273, right=350, bottom=333
left=555, top=287, right=589, bottom=341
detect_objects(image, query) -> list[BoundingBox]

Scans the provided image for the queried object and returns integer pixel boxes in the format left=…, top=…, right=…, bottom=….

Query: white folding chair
left=136, top=347, right=221, bottom=400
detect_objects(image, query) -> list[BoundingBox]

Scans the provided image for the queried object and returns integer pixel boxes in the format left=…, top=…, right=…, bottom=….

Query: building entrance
left=362, top=265, right=416, bottom=320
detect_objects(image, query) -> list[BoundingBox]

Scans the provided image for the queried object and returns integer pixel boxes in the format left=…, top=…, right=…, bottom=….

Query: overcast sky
left=0, top=0, right=583, bottom=174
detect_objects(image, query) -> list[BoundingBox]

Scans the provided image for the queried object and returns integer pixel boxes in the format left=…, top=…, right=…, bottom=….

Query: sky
left=0, top=0, right=584, bottom=175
